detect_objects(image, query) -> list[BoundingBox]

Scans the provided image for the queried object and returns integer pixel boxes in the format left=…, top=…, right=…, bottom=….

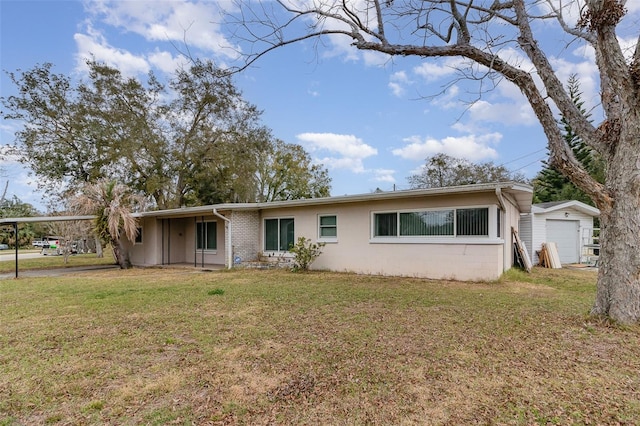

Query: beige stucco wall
left=503, top=193, right=521, bottom=269
left=128, top=217, right=159, bottom=266
left=127, top=189, right=525, bottom=280
left=128, top=215, right=226, bottom=266
left=185, top=215, right=226, bottom=266
left=259, top=192, right=517, bottom=281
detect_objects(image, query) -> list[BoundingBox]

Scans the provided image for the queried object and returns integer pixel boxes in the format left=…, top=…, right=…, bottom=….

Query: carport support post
left=14, top=222, right=18, bottom=278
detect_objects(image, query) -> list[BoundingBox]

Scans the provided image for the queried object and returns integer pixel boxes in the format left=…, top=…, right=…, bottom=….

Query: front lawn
left=1, top=267, right=638, bottom=425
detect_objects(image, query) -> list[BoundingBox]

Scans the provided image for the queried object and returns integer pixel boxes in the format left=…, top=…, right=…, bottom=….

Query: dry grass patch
left=1, top=266, right=639, bottom=425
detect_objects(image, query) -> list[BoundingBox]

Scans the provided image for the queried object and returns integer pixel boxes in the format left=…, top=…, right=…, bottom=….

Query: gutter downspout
left=213, top=208, right=232, bottom=269
left=495, top=187, right=507, bottom=211
left=495, top=187, right=509, bottom=273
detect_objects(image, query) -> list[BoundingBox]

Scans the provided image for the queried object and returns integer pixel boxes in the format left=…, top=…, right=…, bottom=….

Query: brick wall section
left=231, top=210, right=261, bottom=263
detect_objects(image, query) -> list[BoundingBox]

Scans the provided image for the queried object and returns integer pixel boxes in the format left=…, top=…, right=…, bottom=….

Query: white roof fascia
left=132, top=205, right=243, bottom=219
left=136, top=182, right=533, bottom=219
left=0, top=215, right=96, bottom=224
left=533, top=200, right=600, bottom=217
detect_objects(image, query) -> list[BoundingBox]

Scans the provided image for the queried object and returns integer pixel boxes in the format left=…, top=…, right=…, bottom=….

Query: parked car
left=0, top=244, right=9, bottom=250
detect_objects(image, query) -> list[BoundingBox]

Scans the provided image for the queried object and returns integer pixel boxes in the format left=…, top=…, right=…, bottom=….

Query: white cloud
left=392, top=70, right=409, bottom=83
left=316, top=156, right=367, bottom=173
left=389, top=71, right=410, bottom=97
left=0, top=144, right=20, bottom=165
left=430, top=84, right=461, bottom=110
left=618, top=34, right=640, bottom=63
left=293, top=0, right=384, bottom=64
left=148, top=49, right=189, bottom=74
left=362, top=50, right=390, bottom=67
left=392, top=133, right=501, bottom=162
left=495, top=47, right=532, bottom=72
left=408, top=164, right=427, bottom=177
left=388, top=82, right=404, bottom=97
left=550, top=56, right=599, bottom=106
left=74, top=31, right=150, bottom=76
left=85, top=0, right=240, bottom=59
left=373, top=168, right=396, bottom=183
left=468, top=99, right=537, bottom=127
left=627, top=2, right=640, bottom=13
left=297, top=132, right=377, bottom=173
left=413, top=57, right=467, bottom=81
left=0, top=160, right=46, bottom=210
left=297, top=132, right=377, bottom=158
left=537, top=1, right=640, bottom=26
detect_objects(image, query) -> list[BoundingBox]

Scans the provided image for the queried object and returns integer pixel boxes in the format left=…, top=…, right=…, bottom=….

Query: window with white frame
left=264, top=218, right=295, bottom=251
left=319, top=215, right=337, bottom=239
left=456, top=208, right=489, bottom=236
left=134, top=227, right=143, bottom=244
left=196, top=221, right=217, bottom=250
left=374, top=212, right=398, bottom=237
left=400, top=210, right=454, bottom=236
left=373, top=207, right=491, bottom=238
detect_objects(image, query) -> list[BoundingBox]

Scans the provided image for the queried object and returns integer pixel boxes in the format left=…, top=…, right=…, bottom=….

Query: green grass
left=0, top=252, right=116, bottom=273
left=1, top=266, right=638, bottom=425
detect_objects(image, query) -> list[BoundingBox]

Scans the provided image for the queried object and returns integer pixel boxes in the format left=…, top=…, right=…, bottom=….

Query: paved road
left=0, top=263, right=119, bottom=280
left=0, top=251, right=43, bottom=262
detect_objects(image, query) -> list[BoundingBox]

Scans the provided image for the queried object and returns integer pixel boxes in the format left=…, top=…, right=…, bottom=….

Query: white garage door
left=546, top=220, right=580, bottom=264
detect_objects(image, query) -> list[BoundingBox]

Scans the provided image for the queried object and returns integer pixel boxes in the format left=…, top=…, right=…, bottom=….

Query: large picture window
left=373, top=207, right=490, bottom=239
left=400, top=210, right=454, bottom=236
left=265, top=218, right=295, bottom=251
left=196, top=221, right=217, bottom=250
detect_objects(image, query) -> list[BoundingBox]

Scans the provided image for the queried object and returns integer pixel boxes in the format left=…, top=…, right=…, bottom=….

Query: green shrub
left=289, top=237, right=325, bottom=272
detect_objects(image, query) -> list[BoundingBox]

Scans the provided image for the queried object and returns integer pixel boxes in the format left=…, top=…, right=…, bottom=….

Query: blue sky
left=1, top=1, right=638, bottom=211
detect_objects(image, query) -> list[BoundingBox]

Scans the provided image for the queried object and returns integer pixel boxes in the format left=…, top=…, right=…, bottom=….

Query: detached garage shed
left=520, top=200, right=600, bottom=265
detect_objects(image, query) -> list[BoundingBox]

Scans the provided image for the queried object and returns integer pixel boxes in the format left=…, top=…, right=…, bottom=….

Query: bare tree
left=0, top=146, right=10, bottom=205
left=408, top=153, right=527, bottom=188
left=0, top=181, right=7, bottom=206
left=226, top=0, right=640, bottom=323
left=47, top=219, right=94, bottom=264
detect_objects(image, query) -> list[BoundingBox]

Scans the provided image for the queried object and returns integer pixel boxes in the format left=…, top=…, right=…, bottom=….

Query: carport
left=0, top=215, right=95, bottom=278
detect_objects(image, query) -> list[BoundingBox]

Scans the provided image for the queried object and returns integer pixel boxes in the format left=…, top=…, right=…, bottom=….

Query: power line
left=499, top=148, right=546, bottom=167
left=511, top=156, right=547, bottom=173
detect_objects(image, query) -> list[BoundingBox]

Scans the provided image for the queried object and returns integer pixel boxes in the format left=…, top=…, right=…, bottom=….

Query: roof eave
left=532, top=200, right=600, bottom=217
left=135, top=182, right=533, bottom=218
left=0, top=215, right=96, bottom=225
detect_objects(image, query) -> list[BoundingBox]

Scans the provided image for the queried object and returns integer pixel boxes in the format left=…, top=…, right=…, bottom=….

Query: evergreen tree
left=0, top=196, right=42, bottom=247
left=533, top=75, right=604, bottom=205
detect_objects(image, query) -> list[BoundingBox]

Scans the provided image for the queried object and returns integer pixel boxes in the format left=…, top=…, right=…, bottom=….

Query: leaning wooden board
left=512, top=227, right=532, bottom=272
left=544, top=242, right=562, bottom=269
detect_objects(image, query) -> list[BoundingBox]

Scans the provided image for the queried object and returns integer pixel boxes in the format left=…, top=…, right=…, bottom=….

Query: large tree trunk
left=111, top=239, right=132, bottom=269
left=592, top=123, right=640, bottom=323
left=94, top=235, right=103, bottom=258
